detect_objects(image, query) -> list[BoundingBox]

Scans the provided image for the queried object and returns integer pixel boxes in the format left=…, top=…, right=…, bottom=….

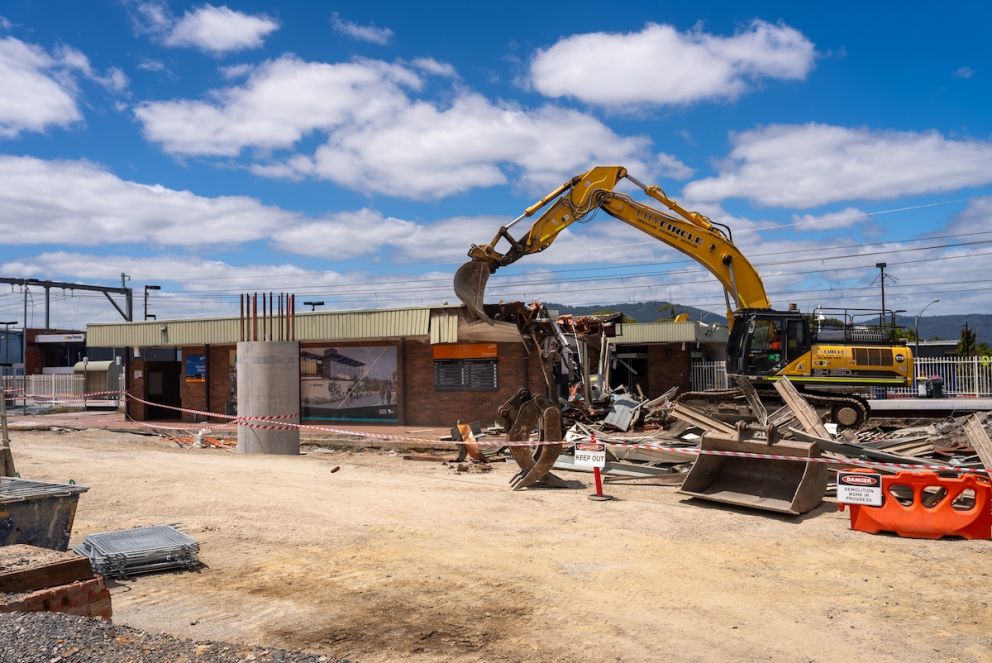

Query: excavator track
left=678, top=387, right=870, bottom=429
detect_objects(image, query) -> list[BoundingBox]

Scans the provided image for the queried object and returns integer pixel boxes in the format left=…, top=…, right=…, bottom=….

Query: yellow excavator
left=454, top=165, right=914, bottom=427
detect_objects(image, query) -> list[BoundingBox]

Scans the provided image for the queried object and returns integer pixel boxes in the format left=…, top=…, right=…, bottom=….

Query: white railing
left=2, top=373, right=125, bottom=410
left=691, top=360, right=728, bottom=391
left=690, top=357, right=992, bottom=398
left=890, top=356, right=992, bottom=398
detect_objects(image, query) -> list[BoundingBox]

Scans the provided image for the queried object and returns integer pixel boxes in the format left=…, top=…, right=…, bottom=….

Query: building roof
left=607, top=321, right=728, bottom=345
left=86, top=305, right=727, bottom=348
left=86, top=304, right=462, bottom=347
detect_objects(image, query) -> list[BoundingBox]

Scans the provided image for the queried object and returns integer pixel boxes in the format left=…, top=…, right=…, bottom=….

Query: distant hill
left=546, top=300, right=991, bottom=344
left=894, top=314, right=992, bottom=344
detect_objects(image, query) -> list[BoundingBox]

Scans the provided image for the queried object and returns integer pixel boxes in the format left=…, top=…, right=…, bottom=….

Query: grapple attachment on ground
left=453, top=260, right=493, bottom=322
left=498, top=388, right=568, bottom=490
left=678, top=421, right=827, bottom=515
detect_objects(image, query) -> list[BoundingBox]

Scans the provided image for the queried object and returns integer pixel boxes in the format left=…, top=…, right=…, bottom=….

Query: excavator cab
left=727, top=310, right=811, bottom=379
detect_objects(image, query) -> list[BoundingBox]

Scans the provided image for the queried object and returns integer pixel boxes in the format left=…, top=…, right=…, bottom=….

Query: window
left=433, top=359, right=498, bottom=391
left=786, top=319, right=807, bottom=363
left=747, top=318, right=785, bottom=373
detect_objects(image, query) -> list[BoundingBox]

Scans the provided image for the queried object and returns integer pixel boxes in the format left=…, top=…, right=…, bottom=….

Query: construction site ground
left=9, top=423, right=992, bottom=663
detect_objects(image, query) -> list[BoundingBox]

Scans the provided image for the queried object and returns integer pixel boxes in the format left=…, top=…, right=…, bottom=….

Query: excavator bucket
left=498, top=388, right=568, bottom=490
left=453, top=260, right=492, bottom=322
left=678, top=423, right=828, bottom=515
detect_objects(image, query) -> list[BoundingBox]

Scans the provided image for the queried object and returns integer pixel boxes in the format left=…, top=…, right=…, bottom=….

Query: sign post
left=575, top=435, right=613, bottom=502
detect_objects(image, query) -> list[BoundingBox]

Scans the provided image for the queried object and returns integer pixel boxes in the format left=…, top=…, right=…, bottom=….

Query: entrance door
left=144, top=360, right=181, bottom=419
left=612, top=346, right=649, bottom=397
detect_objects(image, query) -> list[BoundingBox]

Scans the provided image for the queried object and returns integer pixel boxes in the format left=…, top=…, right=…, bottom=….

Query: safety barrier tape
left=27, top=389, right=122, bottom=401
left=126, top=417, right=237, bottom=433
left=125, top=393, right=296, bottom=423
left=111, top=392, right=992, bottom=477
left=231, top=417, right=991, bottom=476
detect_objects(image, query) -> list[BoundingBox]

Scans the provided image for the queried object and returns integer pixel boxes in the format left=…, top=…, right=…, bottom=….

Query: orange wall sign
left=432, top=343, right=498, bottom=360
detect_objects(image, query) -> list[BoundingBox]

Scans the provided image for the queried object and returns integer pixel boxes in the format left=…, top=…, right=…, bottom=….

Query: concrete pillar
left=237, top=341, right=300, bottom=454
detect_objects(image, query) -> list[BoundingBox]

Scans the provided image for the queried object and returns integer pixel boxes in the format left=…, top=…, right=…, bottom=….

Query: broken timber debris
left=963, top=414, right=992, bottom=473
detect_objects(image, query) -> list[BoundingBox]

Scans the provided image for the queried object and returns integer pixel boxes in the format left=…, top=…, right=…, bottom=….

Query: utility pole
left=144, top=285, right=161, bottom=320
left=22, top=285, right=27, bottom=413
left=914, top=299, right=939, bottom=358
left=0, top=379, right=13, bottom=475
left=0, top=278, right=133, bottom=322
left=875, top=262, right=887, bottom=323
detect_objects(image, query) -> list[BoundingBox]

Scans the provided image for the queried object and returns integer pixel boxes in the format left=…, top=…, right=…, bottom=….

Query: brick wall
left=126, top=357, right=146, bottom=420
left=647, top=344, right=692, bottom=397
left=180, top=346, right=207, bottom=423
left=402, top=339, right=545, bottom=427
left=209, top=345, right=235, bottom=418
left=0, top=576, right=112, bottom=620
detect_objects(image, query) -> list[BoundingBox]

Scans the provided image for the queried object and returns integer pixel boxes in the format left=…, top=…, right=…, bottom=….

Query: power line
left=145, top=227, right=992, bottom=287
left=140, top=241, right=992, bottom=303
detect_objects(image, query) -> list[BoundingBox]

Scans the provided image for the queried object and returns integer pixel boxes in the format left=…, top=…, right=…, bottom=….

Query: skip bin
left=0, top=477, right=88, bottom=551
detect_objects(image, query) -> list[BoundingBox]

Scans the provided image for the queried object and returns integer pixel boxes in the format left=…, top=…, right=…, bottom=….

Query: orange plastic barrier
left=839, top=471, right=992, bottom=540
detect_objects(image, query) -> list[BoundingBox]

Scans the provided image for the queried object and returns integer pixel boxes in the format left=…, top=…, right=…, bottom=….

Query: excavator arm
left=454, top=165, right=771, bottom=323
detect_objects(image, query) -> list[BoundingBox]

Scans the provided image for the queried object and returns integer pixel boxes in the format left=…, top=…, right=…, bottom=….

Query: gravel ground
left=0, top=612, right=340, bottom=663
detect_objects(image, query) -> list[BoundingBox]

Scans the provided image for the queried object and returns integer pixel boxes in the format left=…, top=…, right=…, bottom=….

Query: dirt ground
left=8, top=428, right=992, bottom=662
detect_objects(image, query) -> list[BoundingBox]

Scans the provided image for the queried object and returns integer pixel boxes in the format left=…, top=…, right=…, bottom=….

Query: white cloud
left=272, top=209, right=416, bottom=259
left=943, top=196, right=992, bottom=234
left=790, top=207, right=870, bottom=231
left=136, top=56, right=659, bottom=199
left=297, top=94, right=653, bottom=199
left=954, top=66, right=975, bottom=79
left=330, top=13, right=393, bottom=45
left=412, top=57, right=456, bottom=78
left=219, top=62, right=253, bottom=79
left=137, top=58, right=167, bottom=73
left=0, top=16, right=12, bottom=30
left=684, top=124, right=992, bottom=207
left=55, top=45, right=129, bottom=92
left=0, top=37, right=81, bottom=136
left=0, top=154, right=515, bottom=268
left=135, top=56, right=419, bottom=156
left=0, top=155, right=295, bottom=246
left=655, top=153, right=694, bottom=180
left=130, top=1, right=172, bottom=35
left=529, top=20, right=814, bottom=108
left=164, top=4, right=279, bottom=53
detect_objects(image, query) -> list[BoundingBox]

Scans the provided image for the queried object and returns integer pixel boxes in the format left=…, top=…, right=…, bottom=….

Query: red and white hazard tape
left=127, top=417, right=237, bottom=433
left=28, top=389, right=122, bottom=401
left=126, top=393, right=239, bottom=420
left=120, top=393, right=991, bottom=477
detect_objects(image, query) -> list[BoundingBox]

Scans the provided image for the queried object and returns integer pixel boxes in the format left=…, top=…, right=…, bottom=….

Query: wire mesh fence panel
left=692, top=358, right=992, bottom=398
left=691, top=360, right=728, bottom=391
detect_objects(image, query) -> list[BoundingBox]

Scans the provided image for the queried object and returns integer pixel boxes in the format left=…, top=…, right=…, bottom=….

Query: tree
left=957, top=323, right=978, bottom=357
left=656, top=302, right=678, bottom=320
left=589, top=310, right=636, bottom=323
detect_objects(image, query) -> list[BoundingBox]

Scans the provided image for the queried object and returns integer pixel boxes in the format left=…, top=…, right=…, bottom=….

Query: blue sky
left=0, top=1, right=990, bottom=327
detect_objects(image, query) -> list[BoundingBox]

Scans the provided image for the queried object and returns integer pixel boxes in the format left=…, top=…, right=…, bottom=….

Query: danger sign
left=574, top=442, right=606, bottom=469
left=837, top=472, right=883, bottom=507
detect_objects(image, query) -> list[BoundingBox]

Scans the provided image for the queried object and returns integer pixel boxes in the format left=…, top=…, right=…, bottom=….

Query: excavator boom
left=453, top=165, right=771, bottom=323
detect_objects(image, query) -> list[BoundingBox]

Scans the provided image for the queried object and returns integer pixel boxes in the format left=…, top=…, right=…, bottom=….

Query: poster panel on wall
left=300, top=345, right=398, bottom=422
